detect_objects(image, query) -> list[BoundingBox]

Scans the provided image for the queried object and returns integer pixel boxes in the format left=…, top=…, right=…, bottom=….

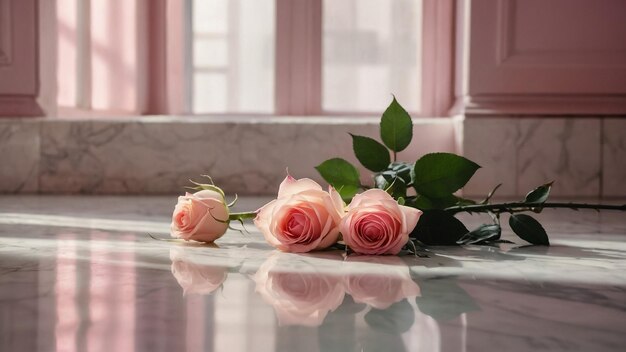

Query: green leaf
left=380, top=96, right=413, bottom=152
left=524, top=181, right=554, bottom=204
left=509, top=214, right=550, bottom=245
left=315, top=158, right=361, bottom=201
left=387, top=177, right=407, bottom=199
left=409, top=194, right=459, bottom=210
left=413, top=153, right=481, bottom=198
left=374, top=174, right=407, bottom=199
left=374, top=174, right=388, bottom=190
left=350, top=134, right=390, bottom=172
left=456, top=197, right=477, bottom=206
left=389, top=162, right=413, bottom=184
left=457, top=224, right=501, bottom=245
left=364, top=300, right=414, bottom=334
left=375, top=163, right=413, bottom=188
left=409, top=195, right=435, bottom=210
left=410, top=210, right=468, bottom=245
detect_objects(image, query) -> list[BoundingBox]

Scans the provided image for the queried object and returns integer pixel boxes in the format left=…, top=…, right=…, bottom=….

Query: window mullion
left=275, top=0, right=322, bottom=115
left=76, top=0, right=91, bottom=109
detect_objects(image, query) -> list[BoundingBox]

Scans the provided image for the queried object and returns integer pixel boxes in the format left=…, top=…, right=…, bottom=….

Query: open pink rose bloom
left=340, top=189, right=423, bottom=255
left=254, top=176, right=345, bottom=253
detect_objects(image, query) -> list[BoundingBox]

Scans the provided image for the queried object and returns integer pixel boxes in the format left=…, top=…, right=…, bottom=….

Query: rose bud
left=340, top=189, right=422, bottom=255
left=171, top=189, right=229, bottom=243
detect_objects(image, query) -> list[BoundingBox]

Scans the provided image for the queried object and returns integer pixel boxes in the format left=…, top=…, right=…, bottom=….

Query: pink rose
left=253, top=254, right=345, bottom=326
left=171, top=189, right=229, bottom=243
left=343, top=256, right=420, bottom=309
left=254, top=175, right=344, bottom=253
left=170, top=248, right=228, bottom=295
left=340, top=189, right=422, bottom=255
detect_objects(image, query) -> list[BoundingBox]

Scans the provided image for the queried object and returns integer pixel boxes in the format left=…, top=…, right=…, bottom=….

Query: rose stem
left=445, top=202, right=626, bottom=215
left=228, top=212, right=257, bottom=221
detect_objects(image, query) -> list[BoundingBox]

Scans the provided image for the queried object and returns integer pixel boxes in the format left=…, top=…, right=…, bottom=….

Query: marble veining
left=0, top=195, right=625, bottom=351
left=463, top=117, right=519, bottom=197
left=463, top=117, right=613, bottom=198
left=517, top=118, right=601, bottom=197
left=602, top=119, right=626, bottom=198
left=0, top=119, right=40, bottom=193
left=35, top=118, right=456, bottom=195
left=2, top=116, right=624, bottom=197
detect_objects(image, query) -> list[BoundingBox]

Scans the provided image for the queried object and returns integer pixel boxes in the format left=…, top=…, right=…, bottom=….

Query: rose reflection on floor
left=343, top=256, right=421, bottom=311
left=253, top=254, right=346, bottom=327
left=168, top=249, right=472, bottom=350
left=170, top=249, right=426, bottom=327
left=170, top=248, right=229, bottom=296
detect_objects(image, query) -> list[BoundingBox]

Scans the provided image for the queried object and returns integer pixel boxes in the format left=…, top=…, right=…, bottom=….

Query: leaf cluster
left=316, top=97, right=554, bottom=247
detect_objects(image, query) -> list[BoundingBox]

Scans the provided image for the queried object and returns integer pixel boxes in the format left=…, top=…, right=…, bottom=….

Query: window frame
left=180, top=0, right=454, bottom=116
left=55, top=0, right=455, bottom=117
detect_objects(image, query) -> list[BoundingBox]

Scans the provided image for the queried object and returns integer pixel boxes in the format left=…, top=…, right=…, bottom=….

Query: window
left=190, top=0, right=276, bottom=114
left=322, top=0, right=422, bottom=113
left=189, top=0, right=439, bottom=115
left=56, top=0, right=454, bottom=117
left=57, top=0, right=147, bottom=114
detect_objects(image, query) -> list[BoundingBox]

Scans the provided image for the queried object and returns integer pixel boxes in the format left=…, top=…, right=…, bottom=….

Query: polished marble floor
left=1, top=195, right=625, bottom=352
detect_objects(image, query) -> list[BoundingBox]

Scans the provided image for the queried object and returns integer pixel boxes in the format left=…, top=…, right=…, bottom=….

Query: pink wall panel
left=456, top=0, right=626, bottom=115
left=0, top=0, right=42, bottom=116
left=0, top=0, right=38, bottom=94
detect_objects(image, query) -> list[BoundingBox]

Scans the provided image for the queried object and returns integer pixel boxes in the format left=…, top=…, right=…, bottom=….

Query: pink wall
left=3, top=0, right=625, bottom=117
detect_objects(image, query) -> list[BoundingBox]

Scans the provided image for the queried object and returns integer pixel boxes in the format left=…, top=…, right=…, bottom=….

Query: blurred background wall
left=0, top=0, right=624, bottom=197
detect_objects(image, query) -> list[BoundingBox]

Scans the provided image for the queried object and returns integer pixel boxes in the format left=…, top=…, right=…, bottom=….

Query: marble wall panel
left=0, top=119, right=39, bottom=192
left=462, top=118, right=519, bottom=197
left=5, top=115, right=620, bottom=196
left=38, top=118, right=458, bottom=195
left=602, top=118, right=626, bottom=197
left=464, top=118, right=605, bottom=197
left=517, top=118, right=601, bottom=197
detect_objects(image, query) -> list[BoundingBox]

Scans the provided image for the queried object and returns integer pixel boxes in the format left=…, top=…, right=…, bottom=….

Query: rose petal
left=254, top=199, right=284, bottom=247
left=400, top=205, right=422, bottom=234
left=278, top=176, right=323, bottom=198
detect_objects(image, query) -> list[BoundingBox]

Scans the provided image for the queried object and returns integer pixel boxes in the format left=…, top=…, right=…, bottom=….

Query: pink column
left=0, top=0, right=43, bottom=116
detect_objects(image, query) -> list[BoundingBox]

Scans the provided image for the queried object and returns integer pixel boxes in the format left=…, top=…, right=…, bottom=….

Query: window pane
left=322, top=0, right=422, bottom=113
left=191, top=0, right=275, bottom=114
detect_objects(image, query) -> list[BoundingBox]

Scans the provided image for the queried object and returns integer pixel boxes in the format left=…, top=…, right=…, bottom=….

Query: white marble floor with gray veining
left=0, top=195, right=625, bottom=352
